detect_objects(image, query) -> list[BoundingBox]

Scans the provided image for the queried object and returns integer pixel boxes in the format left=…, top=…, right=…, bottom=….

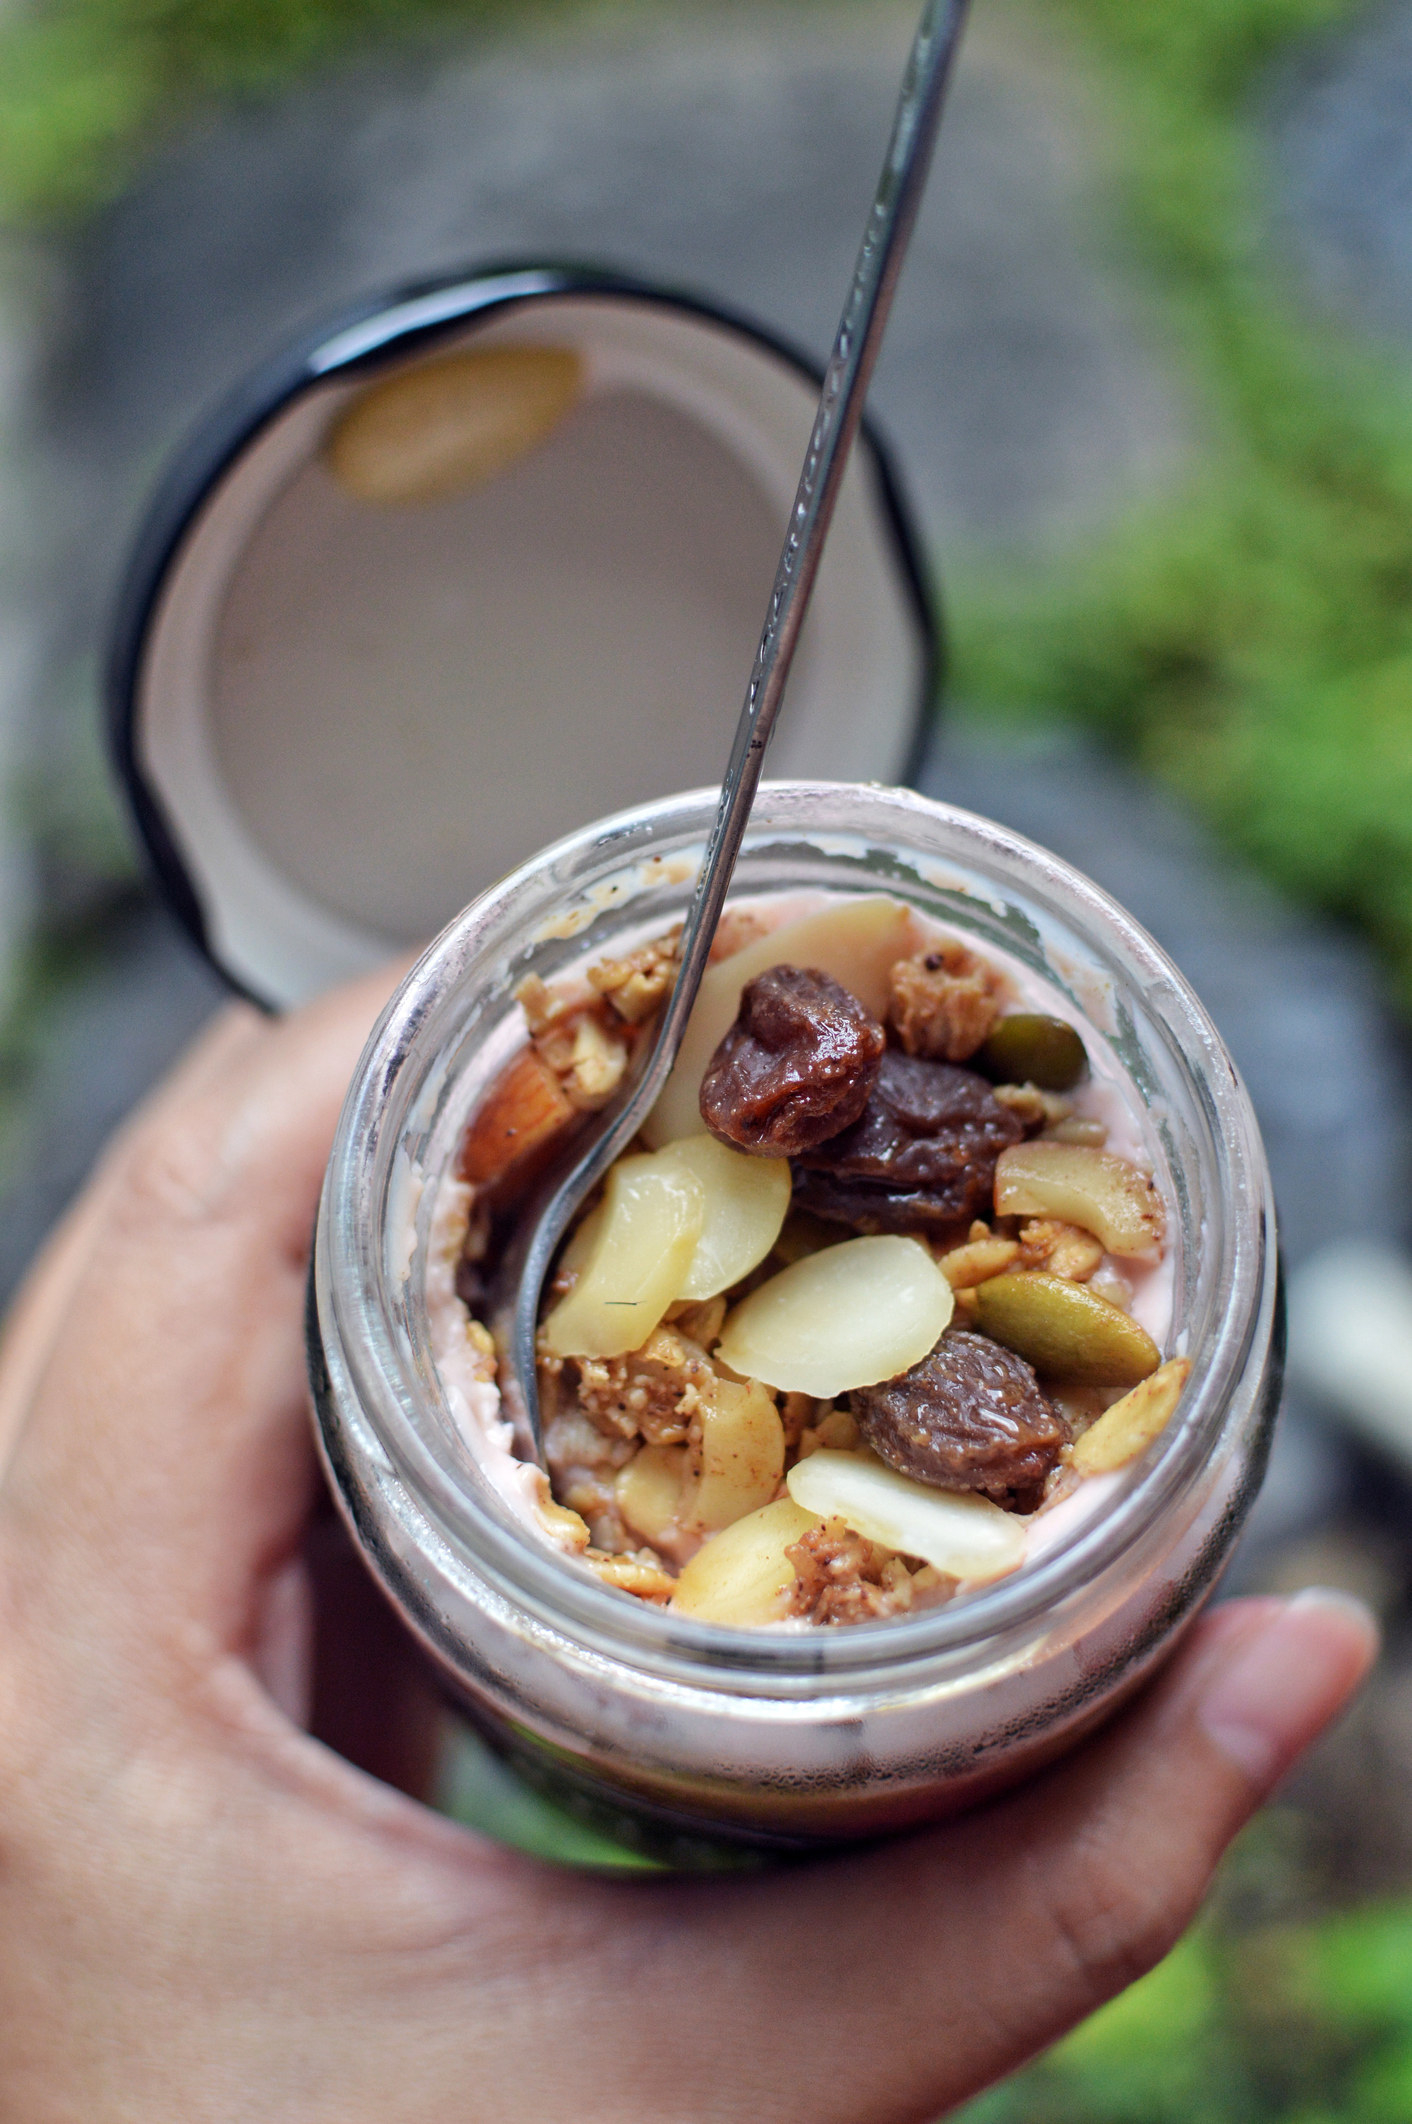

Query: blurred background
left=6, top=0, right=1412, bottom=2113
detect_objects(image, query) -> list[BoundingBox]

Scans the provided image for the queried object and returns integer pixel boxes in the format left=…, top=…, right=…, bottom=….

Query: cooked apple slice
left=643, top=895, right=914, bottom=1147
left=994, top=1141, right=1165, bottom=1258
left=715, top=1235, right=953, bottom=1397
left=541, top=1153, right=704, bottom=1359
left=786, top=1450, right=1025, bottom=1581
left=656, top=1134, right=791, bottom=1300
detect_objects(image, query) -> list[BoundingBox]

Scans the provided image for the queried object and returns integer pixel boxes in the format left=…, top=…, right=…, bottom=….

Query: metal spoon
left=497, top=0, right=973, bottom=1460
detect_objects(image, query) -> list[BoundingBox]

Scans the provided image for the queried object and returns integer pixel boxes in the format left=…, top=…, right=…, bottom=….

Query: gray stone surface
left=1268, top=0, right=1412, bottom=345
left=0, top=905, right=227, bottom=1301
left=43, top=0, right=1189, bottom=674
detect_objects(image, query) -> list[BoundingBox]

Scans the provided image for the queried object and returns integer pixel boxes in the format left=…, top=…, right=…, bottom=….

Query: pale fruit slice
left=616, top=1445, right=689, bottom=1547
left=643, top=895, right=914, bottom=1147
left=681, top=1379, right=786, bottom=1536
left=541, top=1153, right=704, bottom=1359
left=326, top=345, right=583, bottom=504
left=715, top=1235, right=953, bottom=1397
left=787, top=1450, right=1026, bottom=1581
left=657, top=1135, right=791, bottom=1300
left=1069, top=1357, right=1191, bottom=1475
left=670, top=1496, right=819, bottom=1626
left=994, top=1141, right=1165, bottom=1258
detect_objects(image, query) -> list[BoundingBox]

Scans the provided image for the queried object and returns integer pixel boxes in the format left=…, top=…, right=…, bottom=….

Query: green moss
left=0, top=0, right=572, bottom=220
left=958, top=1891, right=1412, bottom=2124
left=955, top=0, right=1412, bottom=1002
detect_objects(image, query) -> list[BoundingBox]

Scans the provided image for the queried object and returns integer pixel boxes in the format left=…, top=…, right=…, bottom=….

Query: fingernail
left=1197, top=1587, right=1379, bottom=1790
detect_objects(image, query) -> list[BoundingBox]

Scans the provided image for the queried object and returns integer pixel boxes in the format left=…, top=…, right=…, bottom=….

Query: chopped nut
left=779, top=1392, right=819, bottom=1448
left=887, top=942, right=1004, bottom=1062
left=795, top=1408, right=861, bottom=1460
left=587, top=927, right=682, bottom=1023
left=588, top=1550, right=677, bottom=1602
left=936, top=1234, right=1022, bottom=1289
left=514, top=972, right=572, bottom=1036
left=784, top=1516, right=953, bottom=1625
left=1047, top=1114, right=1109, bottom=1147
left=666, top=1294, right=727, bottom=1348
left=1089, top=1264, right=1133, bottom=1311
left=562, top=1013, right=629, bottom=1110
left=992, top=1083, right=1073, bottom=1133
left=572, top=1325, right=718, bottom=1446
left=1017, top=1218, right=1105, bottom=1283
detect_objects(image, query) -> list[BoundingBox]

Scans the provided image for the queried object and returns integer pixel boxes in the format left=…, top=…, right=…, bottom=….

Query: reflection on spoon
left=325, top=343, right=584, bottom=505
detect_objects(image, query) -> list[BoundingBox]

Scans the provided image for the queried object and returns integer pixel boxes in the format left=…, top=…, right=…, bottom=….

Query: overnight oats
left=431, top=895, right=1188, bottom=1632
left=310, top=783, right=1279, bottom=1853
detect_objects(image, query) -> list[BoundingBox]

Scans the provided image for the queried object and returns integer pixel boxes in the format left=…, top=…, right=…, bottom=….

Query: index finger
left=0, top=967, right=402, bottom=1642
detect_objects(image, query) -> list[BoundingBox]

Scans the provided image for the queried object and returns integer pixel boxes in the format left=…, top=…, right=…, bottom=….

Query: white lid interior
left=134, top=290, right=931, bottom=1006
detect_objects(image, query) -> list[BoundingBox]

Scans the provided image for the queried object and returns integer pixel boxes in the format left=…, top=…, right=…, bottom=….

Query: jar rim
left=315, top=780, right=1275, bottom=1691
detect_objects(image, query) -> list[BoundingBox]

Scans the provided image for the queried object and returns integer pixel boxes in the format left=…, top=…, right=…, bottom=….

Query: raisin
left=699, top=965, right=886, bottom=1156
left=852, top=1327, right=1066, bottom=1503
left=791, top=1051, right=1024, bottom=1236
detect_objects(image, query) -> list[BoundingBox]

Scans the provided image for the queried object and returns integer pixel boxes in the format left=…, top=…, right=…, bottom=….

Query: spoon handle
left=511, top=0, right=971, bottom=1445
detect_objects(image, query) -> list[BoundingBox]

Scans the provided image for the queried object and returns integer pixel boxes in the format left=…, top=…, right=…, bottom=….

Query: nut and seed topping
left=887, top=941, right=1004, bottom=1062
left=852, top=1326, right=1067, bottom=1503
left=699, top=964, right=886, bottom=1156
left=791, top=1052, right=1024, bottom=1237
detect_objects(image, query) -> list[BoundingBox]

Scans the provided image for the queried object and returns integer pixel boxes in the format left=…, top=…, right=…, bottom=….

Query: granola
left=440, top=895, right=1178, bottom=1629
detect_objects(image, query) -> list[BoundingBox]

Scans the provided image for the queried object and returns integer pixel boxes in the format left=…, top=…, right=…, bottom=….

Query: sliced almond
left=786, top=1450, right=1025, bottom=1581
left=541, top=1152, right=704, bottom=1359
left=656, top=1134, right=791, bottom=1301
left=680, top=1378, right=785, bottom=1536
left=326, top=344, right=583, bottom=504
left=716, top=1235, right=954, bottom=1398
left=615, top=1445, right=690, bottom=1546
left=1069, top=1358, right=1191, bottom=1475
left=670, top=1496, right=820, bottom=1626
left=460, top=1047, right=574, bottom=1185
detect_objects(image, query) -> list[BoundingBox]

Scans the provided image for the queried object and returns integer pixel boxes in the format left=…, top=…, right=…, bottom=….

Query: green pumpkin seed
left=977, top=1013, right=1088, bottom=1091
left=973, top=1271, right=1160, bottom=1387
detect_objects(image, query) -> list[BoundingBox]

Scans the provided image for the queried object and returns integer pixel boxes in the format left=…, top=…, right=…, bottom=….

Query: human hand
left=0, top=976, right=1377, bottom=2123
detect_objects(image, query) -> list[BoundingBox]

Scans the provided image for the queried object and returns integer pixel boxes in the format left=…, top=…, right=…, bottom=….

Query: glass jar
left=308, top=781, right=1279, bottom=1864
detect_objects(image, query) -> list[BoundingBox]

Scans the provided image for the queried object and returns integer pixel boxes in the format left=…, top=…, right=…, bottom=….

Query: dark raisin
left=699, top=965, right=886, bottom=1156
left=791, top=1051, right=1024, bottom=1236
left=853, top=1327, right=1066, bottom=1503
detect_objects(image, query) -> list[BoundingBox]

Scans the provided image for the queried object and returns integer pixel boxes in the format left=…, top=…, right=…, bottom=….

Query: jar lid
left=108, top=263, right=938, bottom=1007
